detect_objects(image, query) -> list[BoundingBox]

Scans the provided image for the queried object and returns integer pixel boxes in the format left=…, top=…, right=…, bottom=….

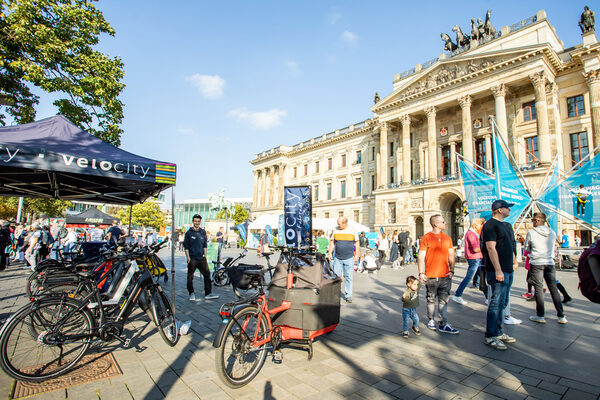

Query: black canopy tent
left=0, top=115, right=175, bottom=203
left=65, top=207, right=120, bottom=226
left=0, top=115, right=178, bottom=308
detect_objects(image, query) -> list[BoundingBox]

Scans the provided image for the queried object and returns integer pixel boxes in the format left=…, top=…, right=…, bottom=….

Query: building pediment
left=373, top=45, right=556, bottom=112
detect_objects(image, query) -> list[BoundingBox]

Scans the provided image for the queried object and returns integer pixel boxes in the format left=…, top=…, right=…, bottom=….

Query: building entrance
left=440, top=193, right=463, bottom=244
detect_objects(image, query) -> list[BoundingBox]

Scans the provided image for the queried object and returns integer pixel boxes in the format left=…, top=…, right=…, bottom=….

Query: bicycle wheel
left=215, top=305, right=269, bottom=388
left=0, top=298, right=94, bottom=381
left=150, top=287, right=179, bottom=346
left=213, top=269, right=230, bottom=287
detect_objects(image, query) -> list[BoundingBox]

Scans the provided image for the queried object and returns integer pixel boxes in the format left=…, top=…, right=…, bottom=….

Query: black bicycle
left=0, top=243, right=178, bottom=382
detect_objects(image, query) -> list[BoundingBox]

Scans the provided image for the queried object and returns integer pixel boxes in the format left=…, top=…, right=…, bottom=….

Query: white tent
left=248, top=214, right=281, bottom=230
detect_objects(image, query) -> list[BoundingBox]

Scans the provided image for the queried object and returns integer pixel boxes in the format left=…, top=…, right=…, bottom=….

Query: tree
left=0, top=0, right=125, bottom=145
left=0, top=196, right=72, bottom=219
left=115, top=200, right=165, bottom=230
left=216, top=204, right=249, bottom=226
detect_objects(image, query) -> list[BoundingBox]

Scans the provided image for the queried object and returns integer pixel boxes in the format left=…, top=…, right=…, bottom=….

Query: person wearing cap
left=481, top=199, right=519, bottom=350
left=183, top=214, right=218, bottom=301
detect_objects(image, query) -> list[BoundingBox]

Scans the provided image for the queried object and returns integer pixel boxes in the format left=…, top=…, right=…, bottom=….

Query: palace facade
left=251, top=10, right=600, bottom=244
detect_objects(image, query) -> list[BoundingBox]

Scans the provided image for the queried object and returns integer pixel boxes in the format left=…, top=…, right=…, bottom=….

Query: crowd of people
left=0, top=218, right=128, bottom=270
left=308, top=199, right=576, bottom=350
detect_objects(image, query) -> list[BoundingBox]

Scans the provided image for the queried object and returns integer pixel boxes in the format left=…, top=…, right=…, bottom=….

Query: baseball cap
left=491, top=199, right=514, bottom=210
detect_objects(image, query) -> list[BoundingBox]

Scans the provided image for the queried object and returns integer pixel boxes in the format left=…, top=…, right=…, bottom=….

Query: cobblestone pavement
left=0, top=248, right=598, bottom=399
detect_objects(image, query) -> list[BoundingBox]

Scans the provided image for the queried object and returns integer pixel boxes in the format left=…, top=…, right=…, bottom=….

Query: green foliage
left=0, top=0, right=125, bottom=145
left=0, top=196, right=72, bottom=219
left=115, top=200, right=165, bottom=230
left=215, top=204, right=249, bottom=226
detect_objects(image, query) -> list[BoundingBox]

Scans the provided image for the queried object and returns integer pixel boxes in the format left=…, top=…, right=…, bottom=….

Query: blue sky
left=32, top=1, right=592, bottom=201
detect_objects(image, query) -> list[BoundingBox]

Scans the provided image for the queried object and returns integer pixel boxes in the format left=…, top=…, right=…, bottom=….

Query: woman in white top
left=377, top=233, right=389, bottom=266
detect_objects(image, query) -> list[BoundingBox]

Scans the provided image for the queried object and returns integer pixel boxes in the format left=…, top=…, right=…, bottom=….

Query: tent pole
left=171, top=187, right=176, bottom=315
left=128, top=204, right=133, bottom=234
left=16, top=197, right=24, bottom=224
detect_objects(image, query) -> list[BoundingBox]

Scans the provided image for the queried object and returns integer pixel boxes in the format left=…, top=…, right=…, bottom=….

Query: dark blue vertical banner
left=284, top=186, right=312, bottom=248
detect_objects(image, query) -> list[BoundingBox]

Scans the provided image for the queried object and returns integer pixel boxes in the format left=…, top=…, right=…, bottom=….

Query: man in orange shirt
left=418, top=214, right=459, bottom=334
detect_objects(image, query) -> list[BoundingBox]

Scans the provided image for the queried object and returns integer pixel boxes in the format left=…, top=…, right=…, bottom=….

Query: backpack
left=577, top=244, right=600, bottom=303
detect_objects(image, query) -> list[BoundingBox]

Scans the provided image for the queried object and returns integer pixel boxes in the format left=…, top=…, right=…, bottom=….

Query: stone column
left=424, top=106, right=437, bottom=181
left=491, top=84, right=509, bottom=144
left=585, top=69, right=600, bottom=150
left=395, top=128, right=402, bottom=184
left=253, top=170, right=259, bottom=207
left=278, top=163, right=285, bottom=206
left=484, top=135, right=492, bottom=170
left=419, top=144, right=425, bottom=179
left=529, top=71, right=551, bottom=163
left=259, top=170, right=265, bottom=208
left=263, top=167, right=270, bottom=207
left=378, top=122, right=388, bottom=188
left=458, top=95, right=473, bottom=162
left=450, top=141, right=456, bottom=176
left=401, top=115, right=411, bottom=185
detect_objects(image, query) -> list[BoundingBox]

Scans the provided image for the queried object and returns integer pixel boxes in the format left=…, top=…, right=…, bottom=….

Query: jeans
left=332, top=257, right=354, bottom=300
left=455, top=258, right=481, bottom=297
left=485, top=271, right=513, bottom=338
left=404, top=249, right=414, bottom=264
left=187, top=257, right=212, bottom=296
left=425, top=277, right=451, bottom=325
left=530, top=264, right=564, bottom=318
left=402, top=307, right=419, bottom=331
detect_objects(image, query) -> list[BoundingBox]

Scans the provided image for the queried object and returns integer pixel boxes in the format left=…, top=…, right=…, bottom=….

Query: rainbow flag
left=155, top=163, right=176, bottom=184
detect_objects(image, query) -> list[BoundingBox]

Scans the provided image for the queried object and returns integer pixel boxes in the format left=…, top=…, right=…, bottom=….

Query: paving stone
left=461, top=374, right=494, bottom=390
left=440, top=370, right=468, bottom=383
left=499, top=371, right=541, bottom=387
left=561, top=388, right=599, bottom=400
left=438, top=380, right=480, bottom=398
left=476, top=364, right=506, bottom=380
left=482, top=383, right=528, bottom=400
left=355, top=385, right=398, bottom=400
left=489, top=359, right=523, bottom=373
left=519, top=383, right=562, bottom=400
left=372, top=379, right=401, bottom=394
left=519, top=368, right=560, bottom=383
left=471, top=392, right=504, bottom=400
left=390, top=385, right=429, bottom=400
left=425, top=386, right=458, bottom=400
left=536, top=380, right=568, bottom=395
left=557, top=377, right=600, bottom=395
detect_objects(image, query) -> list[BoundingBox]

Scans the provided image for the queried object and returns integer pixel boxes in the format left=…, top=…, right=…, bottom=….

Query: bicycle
left=213, top=246, right=341, bottom=388
left=227, top=250, right=275, bottom=298
left=0, top=242, right=178, bottom=382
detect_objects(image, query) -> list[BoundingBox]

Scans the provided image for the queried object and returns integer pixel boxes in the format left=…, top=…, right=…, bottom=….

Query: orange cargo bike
left=212, top=246, right=341, bottom=388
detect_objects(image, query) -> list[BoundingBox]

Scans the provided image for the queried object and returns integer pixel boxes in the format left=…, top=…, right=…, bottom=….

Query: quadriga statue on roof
left=579, top=6, right=595, bottom=33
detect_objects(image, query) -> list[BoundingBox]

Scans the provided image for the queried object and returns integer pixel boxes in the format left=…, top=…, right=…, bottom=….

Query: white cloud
left=328, top=11, right=341, bottom=24
left=284, top=60, right=301, bottom=77
left=228, top=107, right=287, bottom=130
left=340, top=30, right=358, bottom=44
left=186, top=74, right=225, bottom=99
left=178, top=127, right=198, bottom=137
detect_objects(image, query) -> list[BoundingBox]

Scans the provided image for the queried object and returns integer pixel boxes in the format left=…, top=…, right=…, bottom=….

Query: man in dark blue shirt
left=107, top=220, right=123, bottom=247
left=183, top=214, right=218, bottom=301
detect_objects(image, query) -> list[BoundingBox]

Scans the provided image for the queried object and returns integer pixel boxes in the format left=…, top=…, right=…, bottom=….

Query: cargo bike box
left=267, top=255, right=341, bottom=338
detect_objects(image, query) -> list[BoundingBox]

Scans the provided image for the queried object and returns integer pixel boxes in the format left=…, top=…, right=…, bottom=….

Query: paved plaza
left=0, top=248, right=599, bottom=400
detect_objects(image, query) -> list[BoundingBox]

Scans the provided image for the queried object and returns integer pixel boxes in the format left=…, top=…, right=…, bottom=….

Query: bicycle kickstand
left=271, top=327, right=283, bottom=364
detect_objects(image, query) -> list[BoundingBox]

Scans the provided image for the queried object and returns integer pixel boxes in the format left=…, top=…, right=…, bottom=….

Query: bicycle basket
left=227, top=264, right=262, bottom=290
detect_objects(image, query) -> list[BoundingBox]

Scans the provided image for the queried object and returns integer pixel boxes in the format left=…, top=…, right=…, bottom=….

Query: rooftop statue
left=483, top=10, right=497, bottom=39
left=470, top=18, right=482, bottom=42
left=374, top=92, right=380, bottom=104
left=579, top=6, right=595, bottom=33
left=441, top=33, right=458, bottom=52
left=452, top=25, right=470, bottom=49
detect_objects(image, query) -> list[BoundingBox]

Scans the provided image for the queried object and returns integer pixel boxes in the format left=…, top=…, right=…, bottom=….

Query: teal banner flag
left=458, top=158, right=495, bottom=221
left=492, top=135, right=531, bottom=225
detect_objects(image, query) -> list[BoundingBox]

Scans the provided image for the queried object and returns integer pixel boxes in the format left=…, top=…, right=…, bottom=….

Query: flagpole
left=514, top=200, right=536, bottom=235
left=533, top=154, right=560, bottom=199
left=491, top=119, right=501, bottom=197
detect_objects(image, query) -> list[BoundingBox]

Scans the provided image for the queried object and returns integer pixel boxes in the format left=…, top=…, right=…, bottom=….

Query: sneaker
left=521, top=293, right=534, bottom=299
left=427, top=319, right=437, bottom=330
left=562, top=296, right=572, bottom=304
left=411, top=326, right=421, bottom=336
left=484, top=336, right=507, bottom=350
left=346, top=298, right=353, bottom=303
left=504, top=316, right=521, bottom=325
left=205, top=294, right=219, bottom=300
left=189, top=293, right=196, bottom=301
left=498, top=333, right=516, bottom=343
left=529, top=315, right=546, bottom=324
left=402, top=331, right=409, bottom=338
left=558, top=316, right=568, bottom=324
left=438, top=323, right=459, bottom=335
left=452, top=295, right=467, bottom=305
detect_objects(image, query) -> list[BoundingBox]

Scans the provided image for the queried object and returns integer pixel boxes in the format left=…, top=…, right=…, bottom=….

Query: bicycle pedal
left=272, top=350, right=283, bottom=363
left=123, top=338, right=131, bottom=348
